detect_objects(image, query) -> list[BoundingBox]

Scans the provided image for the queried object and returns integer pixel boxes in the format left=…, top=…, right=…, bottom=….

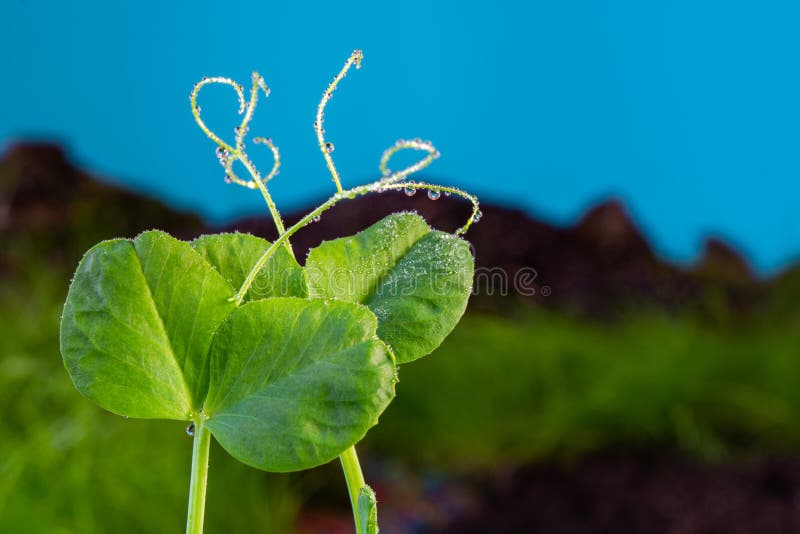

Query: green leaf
left=60, top=231, right=238, bottom=419
left=358, top=485, right=380, bottom=534
left=305, top=213, right=474, bottom=363
left=203, top=297, right=396, bottom=472
left=191, top=232, right=307, bottom=300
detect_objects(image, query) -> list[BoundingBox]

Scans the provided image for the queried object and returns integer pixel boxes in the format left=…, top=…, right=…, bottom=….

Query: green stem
left=340, top=445, right=366, bottom=534
left=185, top=419, right=212, bottom=534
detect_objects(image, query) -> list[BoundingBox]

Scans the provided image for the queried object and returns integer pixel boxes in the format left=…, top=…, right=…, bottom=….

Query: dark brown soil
left=0, top=142, right=778, bottom=319
left=443, top=454, right=800, bottom=534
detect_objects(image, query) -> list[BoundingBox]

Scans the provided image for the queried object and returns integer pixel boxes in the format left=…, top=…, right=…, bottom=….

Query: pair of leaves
left=60, top=213, right=473, bottom=472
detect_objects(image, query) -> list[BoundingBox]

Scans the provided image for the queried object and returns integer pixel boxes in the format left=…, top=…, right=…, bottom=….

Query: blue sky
left=2, top=1, right=799, bottom=273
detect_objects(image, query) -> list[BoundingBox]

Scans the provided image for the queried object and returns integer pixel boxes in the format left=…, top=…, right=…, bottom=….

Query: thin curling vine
left=59, top=49, right=478, bottom=534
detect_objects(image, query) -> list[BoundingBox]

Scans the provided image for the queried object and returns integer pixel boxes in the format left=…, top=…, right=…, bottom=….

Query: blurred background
left=2, top=1, right=800, bottom=532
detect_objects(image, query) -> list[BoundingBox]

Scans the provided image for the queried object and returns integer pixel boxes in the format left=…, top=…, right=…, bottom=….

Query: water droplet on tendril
left=325, top=142, right=335, bottom=153
left=473, top=210, right=483, bottom=222
left=186, top=423, right=195, bottom=437
left=427, top=190, right=441, bottom=200
left=444, top=191, right=452, bottom=196
left=405, top=187, right=417, bottom=197
left=313, top=215, right=321, bottom=222
left=224, top=176, right=233, bottom=184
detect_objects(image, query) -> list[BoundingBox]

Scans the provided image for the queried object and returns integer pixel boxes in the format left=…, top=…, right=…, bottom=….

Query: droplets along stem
left=191, top=54, right=479, bottom=297
left=315, top=49, right=363, bottom=193
left=379, top=138, right=440, bottom=185
left=190, top=72, right=292, bottom=255
left=232, top=177, right=480, bottom=305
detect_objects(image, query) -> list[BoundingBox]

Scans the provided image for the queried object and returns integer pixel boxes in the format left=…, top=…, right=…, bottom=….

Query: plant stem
left=185, top=419, right=212, bottom=534
left=340, top=445, right=367, bottom=534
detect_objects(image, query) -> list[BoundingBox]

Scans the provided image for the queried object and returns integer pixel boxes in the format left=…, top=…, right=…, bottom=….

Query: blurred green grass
left=371, top=308, right=800, bottom=466
left=2, top=261, right=800, bottom=532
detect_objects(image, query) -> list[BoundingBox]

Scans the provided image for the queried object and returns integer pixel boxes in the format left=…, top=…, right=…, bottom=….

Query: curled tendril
left=378, top=139, right=441, bottom=185
left=190, top=76, right=246, bottom=152
left=235, top=72, right=269, bottom=153
left=191, top=70, right=288, bottom=241
left=191, top=50, right=482, bottom=304
left=252, top=137, right=281, bottom=183
left=190, top=71, right=276, bottom=190
left=315, top=49, right=363, bottom=192
left=376, top=181, right=481, bottom=235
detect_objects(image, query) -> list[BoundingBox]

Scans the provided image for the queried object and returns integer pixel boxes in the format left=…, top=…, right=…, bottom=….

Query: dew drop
left=195, top=105, right=202, bottom=113
left=404, top=187, right=417, bottom=197
left=473, top=210, right=483, bottom=222
left=224, top=176, right=233, bottom=184
left=312, top=215, right=321, bottom=223
left=123, top=416, right=129, bottom=420
left=186, top=423, right=195, bottom=437
left=444, top=191, right=452, bottom=196
left=427, top=190, right=441, bottom=200
left=325, top=142, right=335, bottom=153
